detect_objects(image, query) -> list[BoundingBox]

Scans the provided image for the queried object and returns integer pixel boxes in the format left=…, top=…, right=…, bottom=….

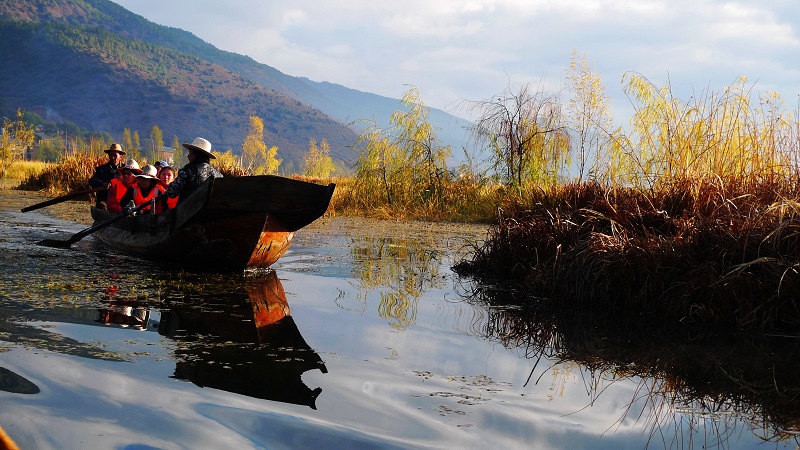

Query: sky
left=110, top=0, right=800, bottom=123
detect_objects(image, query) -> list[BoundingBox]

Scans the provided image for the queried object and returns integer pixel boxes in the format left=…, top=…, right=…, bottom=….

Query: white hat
left=182, top=137, right=216, bottom=159
left=121, top=159, right=142, bottom=174
left=136, top=164, right=158, bottom=180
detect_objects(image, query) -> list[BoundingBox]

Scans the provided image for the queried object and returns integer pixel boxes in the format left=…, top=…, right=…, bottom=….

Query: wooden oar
left=37, top=201, right=152, bottom=249
left=21, top=185, right=108, bottom=212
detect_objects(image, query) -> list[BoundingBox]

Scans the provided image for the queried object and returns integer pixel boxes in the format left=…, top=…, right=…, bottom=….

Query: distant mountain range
left=0, top=0, right=472, bottom=170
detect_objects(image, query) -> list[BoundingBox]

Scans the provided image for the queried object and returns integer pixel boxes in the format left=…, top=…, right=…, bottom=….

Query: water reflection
left=156, top=271, right=327, bottom=409
left=459, top=283, right=800, bottom=448
left=0, top=367, right=39, bottom=394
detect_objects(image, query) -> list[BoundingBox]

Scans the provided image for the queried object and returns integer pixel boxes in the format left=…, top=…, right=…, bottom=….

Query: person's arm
left=164, top=169, right=187, bottom=198
left=119, top=188, right=134, bottom=208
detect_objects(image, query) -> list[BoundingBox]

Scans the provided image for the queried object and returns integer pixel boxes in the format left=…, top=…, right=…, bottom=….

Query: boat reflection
left=154, top=271, right=328, bottom=409
left=459, top=283, right=800, bottom=447
left=95, top=302, right=150, bottom=329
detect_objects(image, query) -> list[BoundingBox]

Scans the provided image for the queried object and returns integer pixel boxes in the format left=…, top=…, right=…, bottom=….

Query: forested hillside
left=0, top=0, right=361, bottom=168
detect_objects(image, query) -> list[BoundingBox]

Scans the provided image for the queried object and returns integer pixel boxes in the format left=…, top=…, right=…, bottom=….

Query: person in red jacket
left=155, top=165, right=179, bottom=214
left=120, top=164, right=162, bottom=214
left=88, top=143, right=127, bottom=209
left=107, top=160, right=141, bottom=214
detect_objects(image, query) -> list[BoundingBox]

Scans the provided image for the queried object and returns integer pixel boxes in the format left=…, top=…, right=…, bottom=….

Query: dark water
left=0, top=189, right=796, bottom=449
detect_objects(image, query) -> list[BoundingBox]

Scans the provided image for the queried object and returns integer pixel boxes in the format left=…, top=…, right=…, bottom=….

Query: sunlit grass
left=2, top=160, right=51, bottom=182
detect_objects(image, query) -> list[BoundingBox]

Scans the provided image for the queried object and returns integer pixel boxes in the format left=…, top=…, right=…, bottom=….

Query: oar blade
left=36, top=238, right=75, bottom=249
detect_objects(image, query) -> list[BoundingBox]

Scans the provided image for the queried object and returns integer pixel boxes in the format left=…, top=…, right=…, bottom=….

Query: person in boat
left=154, top=160, right=168, bottom=178
left=107, top=159, right=141, bottom=214
left=88, top=143, right=126, bottom=209
left=155, top=165, right=179, bottom=214
left=120, top=164, right=162, bottom=214
left=162, top=137, right=223, bottom=204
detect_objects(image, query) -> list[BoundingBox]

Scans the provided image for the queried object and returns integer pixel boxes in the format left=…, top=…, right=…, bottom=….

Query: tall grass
left=17, top=153, right=104, bottom=194
left=2, top=160, right=50, bottom=181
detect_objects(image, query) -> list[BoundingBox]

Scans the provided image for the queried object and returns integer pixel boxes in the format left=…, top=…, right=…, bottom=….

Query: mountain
left=0, top=0, right=472, bottom=169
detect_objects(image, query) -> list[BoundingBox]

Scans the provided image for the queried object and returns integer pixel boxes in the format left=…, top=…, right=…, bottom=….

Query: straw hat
left=182, top=137, right=216, bottom=159
left=121, top=159, right=142, bottom=174
left=105, top=143, right=127, bottom=155
left=136, top=164, right=158, bottom=180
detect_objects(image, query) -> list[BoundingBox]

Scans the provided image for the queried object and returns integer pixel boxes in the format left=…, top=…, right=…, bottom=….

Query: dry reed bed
left=454, top=178, right=800, bottom=332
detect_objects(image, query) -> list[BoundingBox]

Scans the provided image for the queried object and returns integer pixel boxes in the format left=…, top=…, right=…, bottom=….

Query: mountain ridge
left=0, top=0, right=472, bottom=169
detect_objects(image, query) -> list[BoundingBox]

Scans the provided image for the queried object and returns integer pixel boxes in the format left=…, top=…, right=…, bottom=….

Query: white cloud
left=111, top=0, right=800, bottom=122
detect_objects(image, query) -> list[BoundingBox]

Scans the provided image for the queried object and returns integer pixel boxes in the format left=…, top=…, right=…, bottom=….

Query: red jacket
left=155, top=195, right=179, bottom=214
left=131, top=185, right=162, bottom=213
left=107, top=178, right=134, bottom=213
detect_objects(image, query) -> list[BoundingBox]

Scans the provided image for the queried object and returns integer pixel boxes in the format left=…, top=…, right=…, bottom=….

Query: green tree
left=36, top=136, right=65, bottom=162
left=149, top=125, right=163, bottom=163
left=303, top=138, right=335, bottom=178
left=0, top=109, right=35, bottom=181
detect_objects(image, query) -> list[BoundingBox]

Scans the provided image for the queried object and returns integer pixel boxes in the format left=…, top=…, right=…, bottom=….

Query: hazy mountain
left=0, top=0, right=472, bottom=169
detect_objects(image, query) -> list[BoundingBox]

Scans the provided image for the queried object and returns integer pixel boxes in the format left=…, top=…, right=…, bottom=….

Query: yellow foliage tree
left=122, top=128, right=133, bottom=154
left=564, top=50, right=614, bottom=183
left=0, top=109, right=35, bottom=181
left=304, top=138, right=336, bottom=178
left=242, top=115, right=281, bottom=175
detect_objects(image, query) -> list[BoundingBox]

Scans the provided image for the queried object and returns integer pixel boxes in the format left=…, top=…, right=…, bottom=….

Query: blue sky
left=111, top=1, right=800, bottom=123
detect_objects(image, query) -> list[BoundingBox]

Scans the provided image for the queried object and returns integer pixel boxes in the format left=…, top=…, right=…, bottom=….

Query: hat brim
left=135, top=174, right=158, bottom=180
left=121, top=168, right=142, bottom=175
left=105, top=149, right=127, bottom=155
left=182, top=143, right=216, bottom=159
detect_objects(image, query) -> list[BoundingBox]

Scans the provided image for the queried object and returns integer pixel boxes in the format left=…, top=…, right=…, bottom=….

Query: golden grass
left=3, top=160, right=51, bottom=181
left=17, top=153, right=103, bottom=195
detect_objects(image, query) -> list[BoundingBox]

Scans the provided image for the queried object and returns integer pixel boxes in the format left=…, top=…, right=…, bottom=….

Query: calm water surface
left=0, top=188, right=794, bottom=449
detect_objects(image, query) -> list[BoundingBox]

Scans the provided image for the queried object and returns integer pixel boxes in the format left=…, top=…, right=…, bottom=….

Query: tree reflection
left=154, top=271, right=328, bottom=409
left=350, top=235, right=444, bottom=330
left=458, top=282, right=800, bottom=447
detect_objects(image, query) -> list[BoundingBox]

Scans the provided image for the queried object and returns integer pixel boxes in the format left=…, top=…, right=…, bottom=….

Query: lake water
left=0, top=188, right=796, bottom=449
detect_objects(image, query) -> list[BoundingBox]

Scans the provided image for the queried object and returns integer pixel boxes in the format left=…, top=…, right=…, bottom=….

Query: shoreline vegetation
left=6, top=66, right=800, bottom=328
left=5, top=65, right=800, bottom=445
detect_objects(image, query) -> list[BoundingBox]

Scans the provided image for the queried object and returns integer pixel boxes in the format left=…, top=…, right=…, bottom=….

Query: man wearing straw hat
left=89, top=143, right=126, bottom=209
left=162, top=137, right=222, bottom=205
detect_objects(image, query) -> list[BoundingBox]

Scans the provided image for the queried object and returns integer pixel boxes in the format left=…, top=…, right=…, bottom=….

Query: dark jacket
left=164, top=160, right=223, bottom=203
left=88, top=161, right=123, bottom=206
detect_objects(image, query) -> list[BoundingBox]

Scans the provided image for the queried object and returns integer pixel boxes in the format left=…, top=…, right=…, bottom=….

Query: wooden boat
left=90, top=175, right=335, bottom=272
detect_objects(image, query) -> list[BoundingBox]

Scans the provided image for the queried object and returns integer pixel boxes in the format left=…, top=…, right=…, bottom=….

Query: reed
left=3, top=160, right=50, bottom=180
left=16, top=153, right=103, bottom=195
left=454, top=177, right=800, bottom=330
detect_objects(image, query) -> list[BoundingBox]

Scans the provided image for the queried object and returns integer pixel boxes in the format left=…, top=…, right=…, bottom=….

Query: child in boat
left=119, top=164, right=162, bottom=214
left=154, top=160, right=169, bottom=178
left=155, top=165, right=179, bottom=214
left=107, top=159, right=141, bottom=213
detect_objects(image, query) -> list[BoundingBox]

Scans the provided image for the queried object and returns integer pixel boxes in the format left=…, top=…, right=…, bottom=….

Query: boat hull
left=90, top=175, right=334, bottom=272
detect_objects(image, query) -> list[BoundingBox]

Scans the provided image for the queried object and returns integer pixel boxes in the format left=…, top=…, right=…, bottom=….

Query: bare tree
left=465, top=83, right=569, bottom=187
